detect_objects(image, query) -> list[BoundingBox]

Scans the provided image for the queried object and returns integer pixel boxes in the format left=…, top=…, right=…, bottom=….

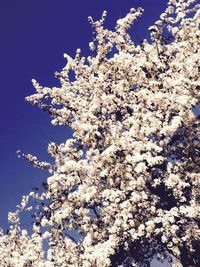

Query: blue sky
left=0, top=0, right=180, bottom=230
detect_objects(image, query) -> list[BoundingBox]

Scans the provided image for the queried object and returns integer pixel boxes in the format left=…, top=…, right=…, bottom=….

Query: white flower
left=135, top=162, right=146, bottom=173
left=172, top=27, right=179, bottom=35
left=161, top=235, right=168, bottom=243
left=41, top=218, right=49, bottom=227
left=138, top=224, right=145, bottom=237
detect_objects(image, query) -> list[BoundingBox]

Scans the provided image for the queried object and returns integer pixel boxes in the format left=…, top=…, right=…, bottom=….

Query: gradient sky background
left=0, top=0, right=198, bottom=240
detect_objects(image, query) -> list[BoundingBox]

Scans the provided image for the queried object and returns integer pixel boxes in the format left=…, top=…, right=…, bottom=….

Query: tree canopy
left=0, top=0, right=200, bottom=266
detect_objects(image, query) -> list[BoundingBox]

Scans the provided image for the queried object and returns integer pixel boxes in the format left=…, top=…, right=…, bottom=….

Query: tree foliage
left=0, top=0, right=200, bottom=266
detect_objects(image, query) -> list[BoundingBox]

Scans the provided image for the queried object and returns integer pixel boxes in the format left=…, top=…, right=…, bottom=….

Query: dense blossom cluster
left=0, top=0, right=200, bottom=266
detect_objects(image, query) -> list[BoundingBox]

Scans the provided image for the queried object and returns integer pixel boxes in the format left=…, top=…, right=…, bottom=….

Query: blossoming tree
left=0, top=0, right=200, bottom=266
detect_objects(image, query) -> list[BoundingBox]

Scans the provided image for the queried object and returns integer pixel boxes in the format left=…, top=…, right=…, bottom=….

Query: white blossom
left=0, top=1, right=200, bottom=266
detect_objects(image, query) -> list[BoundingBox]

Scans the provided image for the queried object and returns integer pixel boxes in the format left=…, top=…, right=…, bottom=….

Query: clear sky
left=0, top=0, right=195, bottom=232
